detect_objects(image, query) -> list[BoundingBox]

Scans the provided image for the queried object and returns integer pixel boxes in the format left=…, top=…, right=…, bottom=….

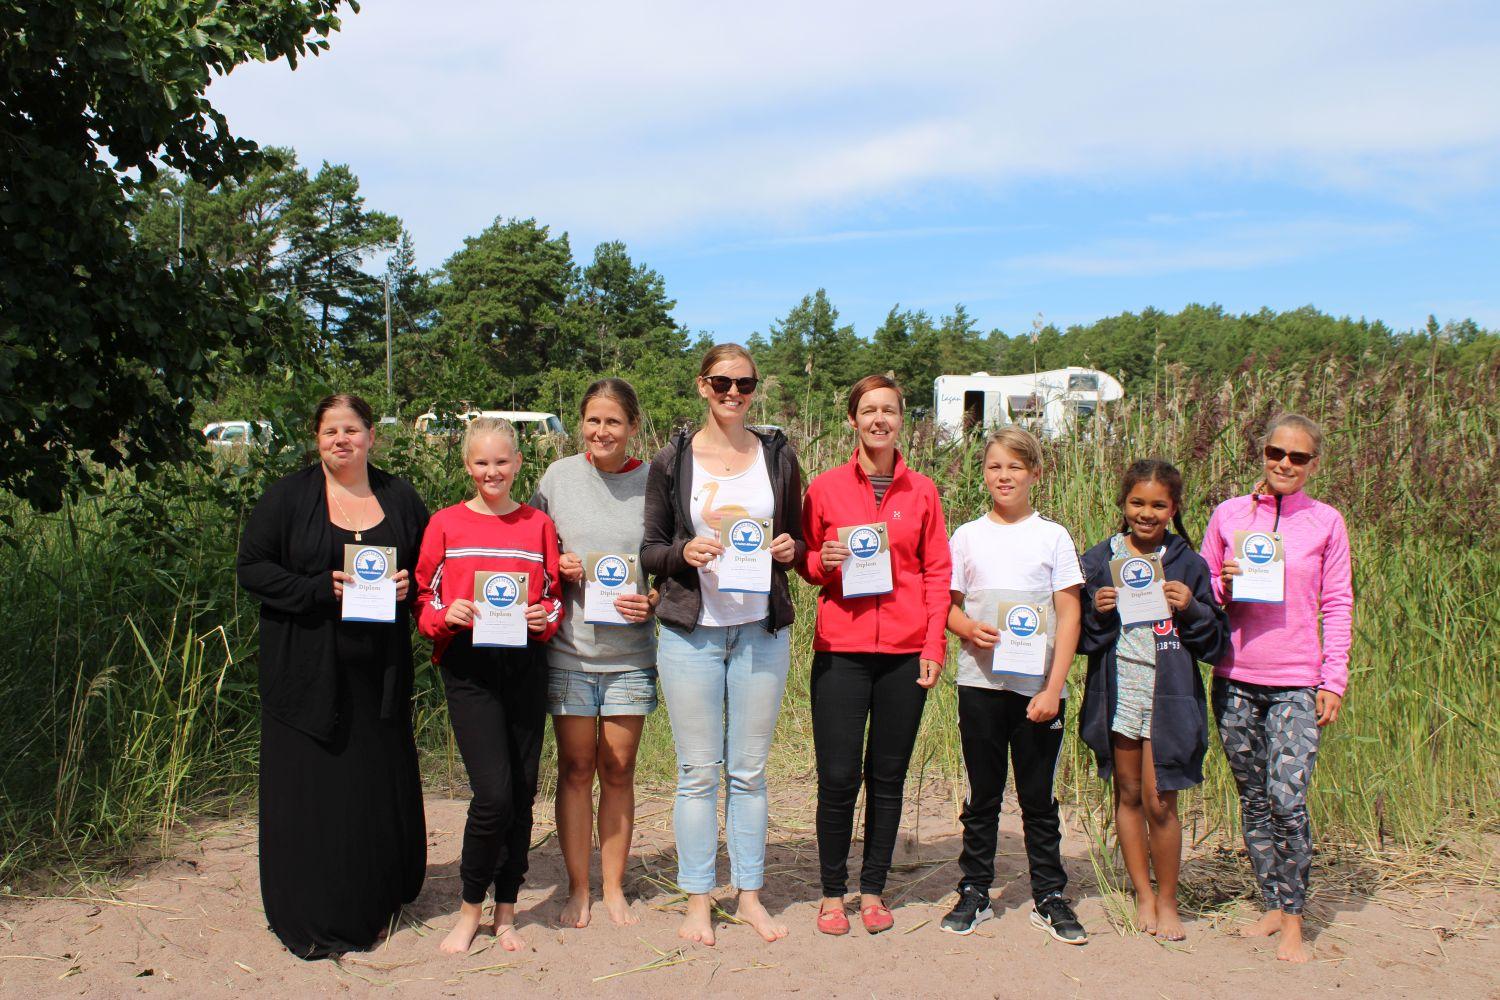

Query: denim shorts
left=547, top=666, right=659, bottom=717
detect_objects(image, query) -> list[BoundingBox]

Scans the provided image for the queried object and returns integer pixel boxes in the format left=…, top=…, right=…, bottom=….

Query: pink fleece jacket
left=1199, top=490, right=1353, bottom=696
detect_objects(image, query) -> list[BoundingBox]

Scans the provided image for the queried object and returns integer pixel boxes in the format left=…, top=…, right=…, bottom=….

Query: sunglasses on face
left=1264, top=445, right=1316, bottom=466
left=701, top=375, right=759, bottom=395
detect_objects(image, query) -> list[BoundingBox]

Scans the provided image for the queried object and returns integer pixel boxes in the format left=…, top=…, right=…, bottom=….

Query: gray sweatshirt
left=531, top=453, right=655, bottom=673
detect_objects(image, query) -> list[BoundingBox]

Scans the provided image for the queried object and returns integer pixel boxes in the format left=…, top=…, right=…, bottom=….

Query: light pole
left=159, top=188, right=184, bottom=266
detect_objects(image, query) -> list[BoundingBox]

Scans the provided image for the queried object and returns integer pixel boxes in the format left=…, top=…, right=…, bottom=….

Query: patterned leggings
left=1212, top=679, right=1321, bottom=915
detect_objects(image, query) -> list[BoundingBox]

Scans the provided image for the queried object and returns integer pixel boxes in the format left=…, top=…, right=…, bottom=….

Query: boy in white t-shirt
left=940, top=428, right=1088, bottom=944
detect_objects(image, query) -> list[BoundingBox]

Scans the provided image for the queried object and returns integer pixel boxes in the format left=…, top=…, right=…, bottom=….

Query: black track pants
left=441, top=644, right=548, bottom=905
left=955, top=686, right=1067, bottom=902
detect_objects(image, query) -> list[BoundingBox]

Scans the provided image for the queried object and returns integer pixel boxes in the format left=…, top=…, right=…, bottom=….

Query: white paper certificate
left=342, top=544, right=397, bottom=622
left=714, top=517, right=772, bottom=594
left=1232, top=530, right=1285, bottom=604
left=1109, top=551, right=1170, bottom=626
left=584, top=551, right=640, bottom=625
left=472, top=571, right=528, bottom=647
left=837, top=523, right=892, bottom=598
left=994, top=601, right=1049, bottom=678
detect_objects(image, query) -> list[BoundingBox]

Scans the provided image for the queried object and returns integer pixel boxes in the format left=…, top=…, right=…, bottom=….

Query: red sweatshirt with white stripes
left=415, top=501, right=563, bottom=662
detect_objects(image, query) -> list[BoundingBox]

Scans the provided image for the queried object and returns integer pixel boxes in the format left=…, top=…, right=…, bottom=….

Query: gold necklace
left=717, top=439, right=751, bottom=473
left=327, top=478, right=372, bottom=541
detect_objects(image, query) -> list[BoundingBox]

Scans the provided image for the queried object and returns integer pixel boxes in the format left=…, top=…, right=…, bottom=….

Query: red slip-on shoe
left=861, top=903, right=895, bottom=934
left=817, top=906, right=851, bottom=936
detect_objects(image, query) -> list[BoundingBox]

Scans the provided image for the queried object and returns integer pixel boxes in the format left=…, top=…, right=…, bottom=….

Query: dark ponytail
left=1116, top=458, right=1193, bottom=548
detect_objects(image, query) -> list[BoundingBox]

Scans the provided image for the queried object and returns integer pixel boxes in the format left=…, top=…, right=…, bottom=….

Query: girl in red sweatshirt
left=798, top=375, right=951, bottom=936
left=416, top=417, right=562, bottom=956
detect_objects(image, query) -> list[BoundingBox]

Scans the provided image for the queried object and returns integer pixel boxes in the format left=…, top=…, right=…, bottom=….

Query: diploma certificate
left=473, top=570, right=528, bottom=647
left=837, top=523, right=892, bottom=598
left=1232, top=530, right=1285, bottom=604
left=342, top=544, right=397, bottom=623
left=714, top=517, right=772, bottom=594
left=584, top=551, right=640, bottom=625
left=1109, top=551, right=1170, bottom=626
left=994, top=601, right=1049, bottom=679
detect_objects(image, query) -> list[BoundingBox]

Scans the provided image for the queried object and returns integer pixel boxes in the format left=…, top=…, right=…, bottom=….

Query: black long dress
left=257, top=519, right=426, bottom=959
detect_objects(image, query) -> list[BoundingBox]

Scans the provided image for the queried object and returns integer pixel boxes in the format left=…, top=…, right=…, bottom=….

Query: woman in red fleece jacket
left=415, top=417, right=562, bottom=957
left=798, top=375, right=952, bottom=936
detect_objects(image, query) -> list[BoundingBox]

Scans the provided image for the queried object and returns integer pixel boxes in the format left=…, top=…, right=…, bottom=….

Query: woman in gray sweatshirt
left=530, top=378, right=657, bottom=929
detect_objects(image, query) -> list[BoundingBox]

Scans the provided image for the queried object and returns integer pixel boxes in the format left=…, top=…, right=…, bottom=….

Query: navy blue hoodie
left=1079, top=531, right=1229, bottom=792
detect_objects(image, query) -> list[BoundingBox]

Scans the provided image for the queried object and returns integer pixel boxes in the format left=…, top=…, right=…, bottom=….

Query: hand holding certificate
left=993, top=601, right=1050, bottom=679
left=1231, top=530, right=1285, bottom=603
left=342, top=544, right=397, bottom=622
left=714, top=517, right=772, bottom=594
left=584, top=551, right=641, bottom=625
left=473, top=570, right=529, bottom=647
left=1109, top=551, right=1170, bottom=625
left=837, top=522, right=892, bottom=598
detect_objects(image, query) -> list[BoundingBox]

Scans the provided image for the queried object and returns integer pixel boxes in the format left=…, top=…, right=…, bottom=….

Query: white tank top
left=689, top=447, right=774, bottom=627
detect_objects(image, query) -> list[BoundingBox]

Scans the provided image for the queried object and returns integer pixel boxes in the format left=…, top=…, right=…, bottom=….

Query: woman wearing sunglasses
left=642, top=343, right=805, bottom=946
left=1199, top=413, right=1353, bottom=964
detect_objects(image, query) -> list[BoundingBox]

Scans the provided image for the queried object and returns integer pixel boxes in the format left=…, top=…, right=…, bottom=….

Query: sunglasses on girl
left=1264, top=444, right=1316, bottom=466
left=701, top=375, right=759, bottom=395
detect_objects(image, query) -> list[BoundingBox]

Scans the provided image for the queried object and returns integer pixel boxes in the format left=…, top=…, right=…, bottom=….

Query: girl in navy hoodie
left=1080, top=460, right=1228, bottom=941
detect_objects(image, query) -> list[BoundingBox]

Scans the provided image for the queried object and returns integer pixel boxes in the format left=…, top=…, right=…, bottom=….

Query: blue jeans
left=656, top=622, right=791, bottom=894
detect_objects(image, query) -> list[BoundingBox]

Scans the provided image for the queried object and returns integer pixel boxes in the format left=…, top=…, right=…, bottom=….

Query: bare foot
left=1155, top=897, right=1185, bottom=941
left=439, top=901, right=485, bottom=955
left=678, top=893, right=716, bottom=946
left=1135, top=893, right=1159, bottom=935
left=736, top=889, right=788, bottom=943
left=493, top=903, right=529, bottom=952
left=1236, top=909, right=1283, bottom=938
left=560, top=888, right=592, bottom=929
left=1276, top=914, right=1310, bottom=963
left=602, top=887, right=638, bottom=927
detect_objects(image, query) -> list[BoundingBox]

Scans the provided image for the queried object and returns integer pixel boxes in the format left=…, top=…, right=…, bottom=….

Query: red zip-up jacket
left=798, top=450, right=952, bottom=663
left=416, top=501, right=563, bottom=663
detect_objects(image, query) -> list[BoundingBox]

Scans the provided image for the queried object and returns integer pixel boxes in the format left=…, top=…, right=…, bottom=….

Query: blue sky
left=208, top=1, right=1500, bottom=340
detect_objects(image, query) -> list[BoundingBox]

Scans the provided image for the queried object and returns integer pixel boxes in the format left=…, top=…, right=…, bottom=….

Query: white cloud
left=207, top=0, right=1500, bottom=253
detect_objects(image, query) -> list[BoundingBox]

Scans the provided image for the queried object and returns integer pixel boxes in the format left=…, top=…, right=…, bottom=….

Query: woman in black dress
left=236, top=394, right=429, bottom=959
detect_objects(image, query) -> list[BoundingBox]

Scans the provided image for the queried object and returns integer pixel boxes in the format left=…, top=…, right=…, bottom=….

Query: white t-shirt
left=949, top=511, right=1085, bottom=696
left=689, top=448, right=774, bottom=627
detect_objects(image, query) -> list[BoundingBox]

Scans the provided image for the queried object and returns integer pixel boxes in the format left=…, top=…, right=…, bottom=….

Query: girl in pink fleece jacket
left=1200, top=413, right=1353, bottom=965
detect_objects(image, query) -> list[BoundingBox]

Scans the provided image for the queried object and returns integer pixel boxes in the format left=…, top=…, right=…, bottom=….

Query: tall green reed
left=0, top=357, right=1494, bottom=887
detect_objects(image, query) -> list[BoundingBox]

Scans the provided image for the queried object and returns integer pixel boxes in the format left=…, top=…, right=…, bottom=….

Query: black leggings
left=441, top=642, right=548, bottom=906
left=956, top=686, right=1067, bottom=902
left=811, top=651, right=929, bottom=897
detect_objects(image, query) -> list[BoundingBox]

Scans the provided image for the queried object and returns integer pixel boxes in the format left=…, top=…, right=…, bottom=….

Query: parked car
left=203, top=420, right=273, bottom=449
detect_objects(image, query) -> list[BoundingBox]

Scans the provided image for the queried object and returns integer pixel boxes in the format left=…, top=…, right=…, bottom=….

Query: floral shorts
left=1111, top=659, right=1156, bottom=740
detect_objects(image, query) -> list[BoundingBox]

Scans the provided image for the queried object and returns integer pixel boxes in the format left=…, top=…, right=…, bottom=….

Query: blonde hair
left=698, top=342, right=758, bottom=379
left=1260, top=412, right=1324, bottom=457
left=984, top=426, right=1043, bottom=471
left=463, top=416, right=518, bottom=458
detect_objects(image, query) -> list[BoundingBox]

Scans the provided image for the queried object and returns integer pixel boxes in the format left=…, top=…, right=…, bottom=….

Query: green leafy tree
left=575, top=241, right=684, bottom=370
left=1, top=0, right=355, bottom=510
left=411, top=218, right=578, bottom=407
left=871, top=306, right=945, bottom=396
left=284, top=161, right=399, bottom=350
left=753, top=289, right=866, bottom=420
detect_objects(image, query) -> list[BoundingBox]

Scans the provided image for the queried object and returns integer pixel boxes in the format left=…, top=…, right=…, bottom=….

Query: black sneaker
left=940, top=885, right=994, bottom=935
left=1030, top=893, right=1088, bottom=945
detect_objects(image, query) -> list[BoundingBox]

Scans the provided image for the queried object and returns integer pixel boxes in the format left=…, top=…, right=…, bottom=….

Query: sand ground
left=2, top=783, right=1495, bottom=999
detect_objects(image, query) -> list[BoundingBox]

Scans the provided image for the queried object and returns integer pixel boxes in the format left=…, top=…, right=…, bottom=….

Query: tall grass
left=1, top=357, right=1495, bottom=887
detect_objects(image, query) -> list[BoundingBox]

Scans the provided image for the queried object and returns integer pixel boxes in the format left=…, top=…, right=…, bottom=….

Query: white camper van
left=933, top=367, right=1124, bottom=439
